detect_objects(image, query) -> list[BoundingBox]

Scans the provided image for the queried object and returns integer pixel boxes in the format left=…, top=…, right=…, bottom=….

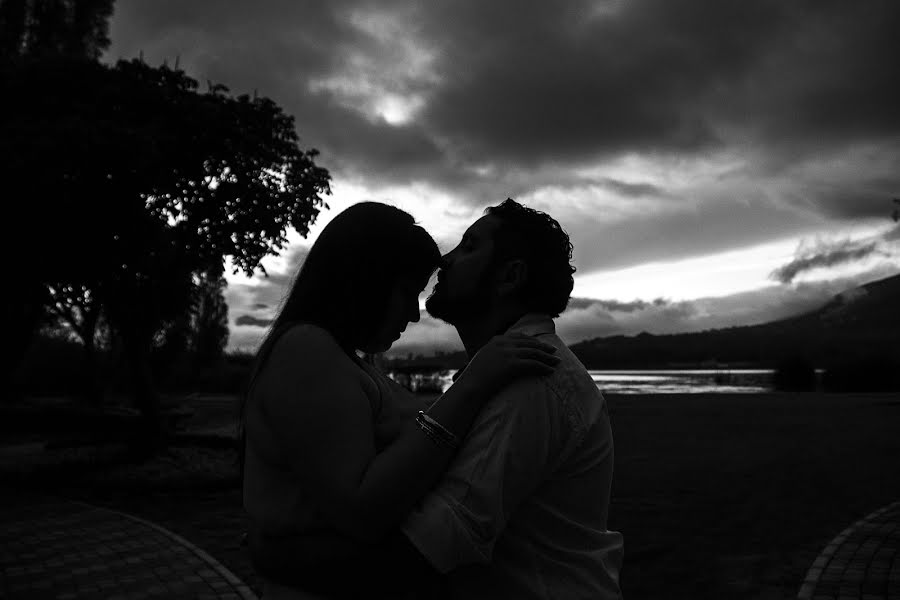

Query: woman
left=240, top=202, right=558, bottom=598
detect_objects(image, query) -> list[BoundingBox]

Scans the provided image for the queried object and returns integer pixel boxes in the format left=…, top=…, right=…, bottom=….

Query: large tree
left=2, top=57, right=330, bottom=437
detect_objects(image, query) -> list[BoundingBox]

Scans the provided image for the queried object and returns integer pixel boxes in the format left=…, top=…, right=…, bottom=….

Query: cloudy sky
left=106, top=0, right=900, bottom=356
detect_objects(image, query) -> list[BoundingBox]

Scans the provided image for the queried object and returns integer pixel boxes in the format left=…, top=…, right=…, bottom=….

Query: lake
left=389, top=369, right=778, bottom=394
left=589, top=369, right=774, bottom=394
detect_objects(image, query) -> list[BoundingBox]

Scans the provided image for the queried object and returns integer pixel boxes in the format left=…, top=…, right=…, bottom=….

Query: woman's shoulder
left=266, top=323, right=355, bottom=375
left=256, top=322, right=378, bottom=415
left=277, top=322, right=339, bottom=349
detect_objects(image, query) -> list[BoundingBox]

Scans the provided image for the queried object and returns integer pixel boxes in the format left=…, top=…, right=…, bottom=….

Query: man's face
left=426, top=215, right=500, bottom=324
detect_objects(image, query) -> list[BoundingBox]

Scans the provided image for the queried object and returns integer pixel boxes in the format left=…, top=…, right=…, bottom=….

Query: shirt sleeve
left=401, top=378, right=558, bottom=573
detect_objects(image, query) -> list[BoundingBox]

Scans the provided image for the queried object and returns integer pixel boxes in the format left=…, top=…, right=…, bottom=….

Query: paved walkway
left=798, top=500, right=900, bottom=600
left=0, top=491, right=258, bottom=600
left=3, top=489, right=899, bottom=599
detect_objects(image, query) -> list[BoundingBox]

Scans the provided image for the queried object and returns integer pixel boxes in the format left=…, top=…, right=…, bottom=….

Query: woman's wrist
left=416, top=411, right=460, bottom=450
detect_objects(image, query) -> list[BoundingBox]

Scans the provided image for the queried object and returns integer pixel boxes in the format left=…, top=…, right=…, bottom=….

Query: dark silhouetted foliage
left=2, top=51, right=330, bottom=434
left=192, top=268, right=230, bottom=368
left=1, top=0, right=113, bottom=398
left=15, top=330, right=256, bottom=398
left=772, top=356, right=817, bottom=392
left=0, top=0, right=113, bottom=61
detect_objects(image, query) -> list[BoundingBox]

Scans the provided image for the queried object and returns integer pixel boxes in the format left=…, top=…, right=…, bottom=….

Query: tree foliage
left=0, top=0, right=113, bottom=60
left=4, top=58, right=330, bottom=284
left=192, top=268, right=230, bottom=367
left=2, top=40, right=330, bottom=425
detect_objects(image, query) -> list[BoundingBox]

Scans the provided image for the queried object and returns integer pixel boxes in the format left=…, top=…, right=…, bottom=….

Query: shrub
left=772, top=356, right=818, bottom=392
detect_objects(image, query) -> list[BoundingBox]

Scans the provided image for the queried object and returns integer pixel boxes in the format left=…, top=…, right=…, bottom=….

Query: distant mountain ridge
left=569, top=273, right=900, bottom=369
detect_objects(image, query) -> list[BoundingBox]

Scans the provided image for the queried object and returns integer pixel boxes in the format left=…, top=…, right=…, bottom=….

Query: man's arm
left=401, top=378, right=558, bottom=573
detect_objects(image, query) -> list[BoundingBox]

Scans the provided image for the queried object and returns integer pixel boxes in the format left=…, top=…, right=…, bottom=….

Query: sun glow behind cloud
left=306, top=5, right=438, bottom=127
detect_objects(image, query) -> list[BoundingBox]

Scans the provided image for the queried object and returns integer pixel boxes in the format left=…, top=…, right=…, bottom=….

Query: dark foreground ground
left=606, top=392, right=900, bottom=599
left=3, top=392, right=899, bottom=599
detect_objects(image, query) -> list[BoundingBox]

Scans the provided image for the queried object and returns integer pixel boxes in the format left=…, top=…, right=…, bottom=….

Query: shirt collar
left=506, top=312, right=555, bottom=337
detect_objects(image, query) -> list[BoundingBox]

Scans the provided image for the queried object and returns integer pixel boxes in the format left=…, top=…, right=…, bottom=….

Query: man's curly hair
left=485, top=198, right=576, bottom=317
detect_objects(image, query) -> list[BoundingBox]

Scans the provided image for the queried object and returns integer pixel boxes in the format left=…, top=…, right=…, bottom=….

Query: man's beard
left=425, top=267, right=494, bottom=325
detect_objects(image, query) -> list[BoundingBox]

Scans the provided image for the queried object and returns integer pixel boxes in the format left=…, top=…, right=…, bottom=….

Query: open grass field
left=4, top=391, right=899, bottom=599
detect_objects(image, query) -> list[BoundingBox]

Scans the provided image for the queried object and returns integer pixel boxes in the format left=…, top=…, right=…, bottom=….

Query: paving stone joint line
left=68, top=499, right=259, bottom=600
left=797, top=500, right=900, bottom=600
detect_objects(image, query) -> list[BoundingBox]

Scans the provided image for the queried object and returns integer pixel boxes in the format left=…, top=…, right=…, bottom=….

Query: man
left=401, top=198, right=623, bottom=599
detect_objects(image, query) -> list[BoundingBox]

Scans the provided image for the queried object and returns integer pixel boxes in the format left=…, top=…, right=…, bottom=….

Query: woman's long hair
left=238, top=202, right=441, bottom=480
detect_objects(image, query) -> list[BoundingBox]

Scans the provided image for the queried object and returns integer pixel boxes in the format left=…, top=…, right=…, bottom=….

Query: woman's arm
left=256, top=325, right=556, bottom=544
left=370, top=369, right=432, bottom=446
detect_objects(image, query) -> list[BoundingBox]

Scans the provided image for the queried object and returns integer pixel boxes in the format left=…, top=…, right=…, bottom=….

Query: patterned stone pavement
left=0, top=491, right=258, bottom=600
left=798, top=500, right=900, bottom=600
left=3, top=486, right=899, bottom=599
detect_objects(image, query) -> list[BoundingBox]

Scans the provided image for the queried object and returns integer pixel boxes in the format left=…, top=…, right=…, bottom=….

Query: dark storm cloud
left=885, top=225, right=900, bottom=242
left=766, top=153, right=900, bottom=221
left=567, top=297, right=668, bottom=313
left=770, top=239, right=884, bottom=284
left=418, top=0, right=900, bottom=173
left=109, top=0, right=900, bottom=197
left=235, top=315, right=273, bottom=328
left=418, top=1, right=766, bottom=164
left=107, top=0, right=445, bottom=182
left=596, top=178, right=667, bottom=199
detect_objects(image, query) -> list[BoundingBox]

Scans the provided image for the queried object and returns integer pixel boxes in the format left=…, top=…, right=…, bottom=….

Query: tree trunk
left=4, top=280, right=47, bottom=402
left=124, top=334, right=165, bottom=456
left=78, top=308, right=104, bottom=405
left=81, top=338, right=104, bottom=406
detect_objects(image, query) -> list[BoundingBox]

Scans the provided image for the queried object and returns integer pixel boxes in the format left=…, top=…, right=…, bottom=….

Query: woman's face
left=361, top=274, right=429, bottom=353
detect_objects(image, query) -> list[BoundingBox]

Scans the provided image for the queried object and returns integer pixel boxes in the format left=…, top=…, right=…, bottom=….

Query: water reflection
left=589, top=370, right=774, bottom=394
left=388, top=369, right=777, bottom=394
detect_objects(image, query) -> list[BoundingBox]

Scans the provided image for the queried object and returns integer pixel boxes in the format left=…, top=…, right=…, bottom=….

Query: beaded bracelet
left=416, top=412, right=456, bottom=449
left=416, top=411, right=460, bottom=450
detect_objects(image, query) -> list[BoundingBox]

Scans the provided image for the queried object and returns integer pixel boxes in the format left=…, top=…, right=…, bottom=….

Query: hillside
left=569, top=273, right=900, bottom=369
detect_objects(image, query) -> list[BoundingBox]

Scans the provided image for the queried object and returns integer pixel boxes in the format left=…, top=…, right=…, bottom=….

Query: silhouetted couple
left=241, top=199, right=623, bottom=599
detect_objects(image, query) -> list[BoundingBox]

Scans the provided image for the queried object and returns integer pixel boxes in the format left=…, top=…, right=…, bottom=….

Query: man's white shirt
left=403, top=313, right=624, bottom=600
